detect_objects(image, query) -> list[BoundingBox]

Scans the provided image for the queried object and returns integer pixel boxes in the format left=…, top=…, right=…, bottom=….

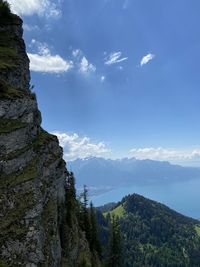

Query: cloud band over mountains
left=53, top=132, right=110, bottom=160
left=129, top=147, right=200, bottom=163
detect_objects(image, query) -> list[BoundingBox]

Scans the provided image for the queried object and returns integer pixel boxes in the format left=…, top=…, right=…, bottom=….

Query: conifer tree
left=65, top=171, right=77, bottom=226
left=60, top=171, right=77, bottom=252
left=89, top=202, right=102, bottom=258
left=107, top=215, right=122, bottom=267
left=80, top=185, right=91, bottom=243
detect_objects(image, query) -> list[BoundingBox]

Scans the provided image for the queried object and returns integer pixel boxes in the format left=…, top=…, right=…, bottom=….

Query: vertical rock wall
left=0, top=12, right=66, bottom=267
left=0, top=7, right=99, bottom=267
left=0, top=14, right=30, bottom=91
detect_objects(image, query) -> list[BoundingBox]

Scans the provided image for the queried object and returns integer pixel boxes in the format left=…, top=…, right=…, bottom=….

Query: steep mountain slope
left=0, top=2, right=100, bottom=266
left=97, top=194, right=200, bottom=267
left=69, top=157, right=200, bottom=190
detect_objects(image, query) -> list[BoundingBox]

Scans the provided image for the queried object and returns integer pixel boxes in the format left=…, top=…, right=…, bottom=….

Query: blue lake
left=91, top=178, right=200, bottom=219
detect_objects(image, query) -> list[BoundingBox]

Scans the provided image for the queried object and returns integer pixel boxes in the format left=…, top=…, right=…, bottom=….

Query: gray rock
left=0, top=16, right=30, bottom=91
left=0, top=8, right=97, bottom=267
left=0, top=12, right=66, bottom=267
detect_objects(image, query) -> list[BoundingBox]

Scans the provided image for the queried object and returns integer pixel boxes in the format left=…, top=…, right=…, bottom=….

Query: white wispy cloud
left=79, top=57, right=96, bottom=74
left=140, top=53, right=155, bottom=66
left=71, top=49, right=96, bottom=75
left=72, top=49, right=81, bottom=58
left=101, top=75, right=106, bottom=82
left=129, top=147, right=200, bottom=162
left=53, top=132, right=110, bottom=160
left=28, top=40, right=73, bottom=73
left=23, top=24, right=40, bottom=32
left=8, top=0, right=61, bottom=18
left=105, top=51, right=128, bottom=65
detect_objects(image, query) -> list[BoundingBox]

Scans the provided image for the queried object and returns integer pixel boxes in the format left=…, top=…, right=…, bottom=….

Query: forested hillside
left=97, top=194, right=200, bottom=267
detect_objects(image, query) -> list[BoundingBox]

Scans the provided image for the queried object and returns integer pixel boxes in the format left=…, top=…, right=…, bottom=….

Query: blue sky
left=8, top=0, right=200, bottom=165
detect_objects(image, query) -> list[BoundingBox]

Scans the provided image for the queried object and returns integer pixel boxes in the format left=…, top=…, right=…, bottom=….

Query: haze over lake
left=69, top=157, right=200, bottom=219
left=91, top=178, right=200, bottom=219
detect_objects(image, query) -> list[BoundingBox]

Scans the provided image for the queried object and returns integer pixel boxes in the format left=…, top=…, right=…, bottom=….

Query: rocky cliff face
left=0, top=12, right=30, bottom=91
left=0, top=12, right=67, bottom=267
left=0, top=6, right=95, bottom=267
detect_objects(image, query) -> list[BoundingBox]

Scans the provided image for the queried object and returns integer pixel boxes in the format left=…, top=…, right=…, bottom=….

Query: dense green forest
left=96, top=194, right=200, bottom=267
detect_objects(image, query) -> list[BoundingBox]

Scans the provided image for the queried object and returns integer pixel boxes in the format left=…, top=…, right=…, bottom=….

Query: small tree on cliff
left=65, top=171, right=77, bottom=227
left=0, top=1, right=11, bottom=16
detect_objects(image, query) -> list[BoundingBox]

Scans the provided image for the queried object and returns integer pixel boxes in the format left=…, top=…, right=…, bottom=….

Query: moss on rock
left=0, top=79, right=33, bottom=99
left=0, top=259, right=11, bottom=267
left=0, top=157, right=37, bottom=188
left=41, top=198, right=58, bottom=265
left=0, top=118, right=27, bottom=133
left=33, top=130, right=58, bottom=147
left=0, top=191, right=35, bottom=243
left=0, top=31, right=18, bottom=70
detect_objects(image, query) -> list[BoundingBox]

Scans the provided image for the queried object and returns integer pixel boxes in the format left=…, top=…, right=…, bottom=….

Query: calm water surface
left=91, top=178, right=200, bottom=219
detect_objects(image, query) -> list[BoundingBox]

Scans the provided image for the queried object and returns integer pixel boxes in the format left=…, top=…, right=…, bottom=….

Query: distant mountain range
left=96, top=193, right=200, bottom=266
left=68, top=157, right=200, bottom=191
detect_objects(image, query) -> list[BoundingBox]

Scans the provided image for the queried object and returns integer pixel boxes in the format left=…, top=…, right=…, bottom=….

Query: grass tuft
left=195, top=225, right=200, bottom=236
left=104, top=204, right=125, bottom=219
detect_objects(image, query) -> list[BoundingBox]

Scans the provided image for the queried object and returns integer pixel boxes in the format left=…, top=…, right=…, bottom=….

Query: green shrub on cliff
left=0, top=1, right=19, bottom=25
left=0, top=0, right=11, bottom=16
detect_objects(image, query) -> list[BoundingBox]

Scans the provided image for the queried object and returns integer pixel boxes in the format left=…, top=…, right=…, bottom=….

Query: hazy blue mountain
left=68, top=157, right=200, bottom=190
